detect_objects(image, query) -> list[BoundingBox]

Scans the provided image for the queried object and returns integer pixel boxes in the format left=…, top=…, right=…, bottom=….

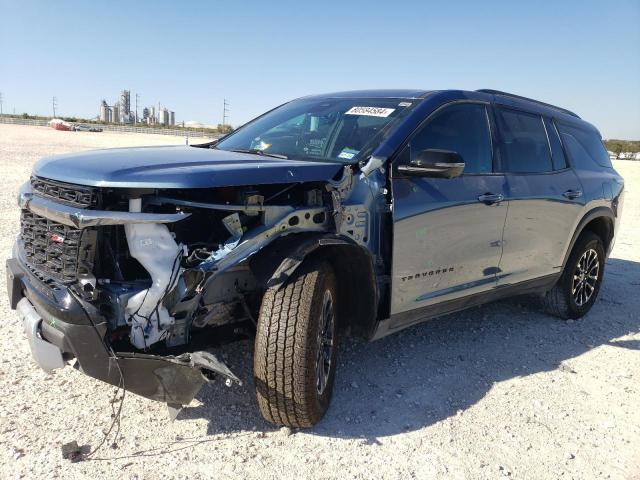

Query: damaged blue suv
left=7, top=89, right=624, bottom=427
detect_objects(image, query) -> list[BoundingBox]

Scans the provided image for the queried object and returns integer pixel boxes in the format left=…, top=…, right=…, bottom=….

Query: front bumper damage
left=10, top=166, right=362, bottom=411
left=7, top=257, right=240, bottom=407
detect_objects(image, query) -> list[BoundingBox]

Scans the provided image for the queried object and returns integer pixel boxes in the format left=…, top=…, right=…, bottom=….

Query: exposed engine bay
left=82, top=167, right=365, bottom=354
left=13, top=149, right=382, bottom=411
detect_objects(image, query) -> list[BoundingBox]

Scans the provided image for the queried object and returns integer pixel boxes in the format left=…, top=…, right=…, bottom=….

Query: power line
left=222, top=99, right=229, bottom=126
left=52, top=96, right=58, bottom=118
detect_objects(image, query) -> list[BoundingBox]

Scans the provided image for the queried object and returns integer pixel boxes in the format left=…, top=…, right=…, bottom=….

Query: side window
left=556, top=122, right=612, bottom=170
left=544, top=118, right=567, bottom=170
left=409, top=103, right=492, bottom=174
left=496, top=108, right=553, bottom=173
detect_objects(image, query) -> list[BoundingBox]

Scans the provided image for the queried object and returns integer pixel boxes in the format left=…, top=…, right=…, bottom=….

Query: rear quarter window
left=556, top=122, right=612, bottom=170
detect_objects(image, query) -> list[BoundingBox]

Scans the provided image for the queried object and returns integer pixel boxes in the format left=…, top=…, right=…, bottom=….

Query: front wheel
left=543, top=231, right=605, bottom=319
left=253, top=260, right=338, bottom=428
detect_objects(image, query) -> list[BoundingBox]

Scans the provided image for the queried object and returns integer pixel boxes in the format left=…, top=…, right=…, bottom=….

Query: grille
left=20, top=211, right=96, bottom=283
left=30, top=176, right=98, bottom=208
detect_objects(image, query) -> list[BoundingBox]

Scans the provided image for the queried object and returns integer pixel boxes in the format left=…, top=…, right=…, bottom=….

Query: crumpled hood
left=33, top=145, right=345, bottom=188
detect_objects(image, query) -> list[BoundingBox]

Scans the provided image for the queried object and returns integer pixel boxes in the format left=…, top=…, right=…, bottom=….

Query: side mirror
left=397, top=149, right=465, bottom=179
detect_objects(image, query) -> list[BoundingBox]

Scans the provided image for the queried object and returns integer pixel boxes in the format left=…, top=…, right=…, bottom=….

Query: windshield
left=215, top=97, right=419, bottom=163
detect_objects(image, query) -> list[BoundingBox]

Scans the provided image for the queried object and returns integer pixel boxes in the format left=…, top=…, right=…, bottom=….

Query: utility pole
left=0, top=92, right=3, bottom=116
left=222, top=98, right=229, bottom=127
left=135, top=93, right=140, bottom=124
left=52, top=96, right=58, bottom=118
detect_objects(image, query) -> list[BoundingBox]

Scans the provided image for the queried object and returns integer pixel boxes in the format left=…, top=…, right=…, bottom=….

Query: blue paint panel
left=34, top=146, right=344, bottom=188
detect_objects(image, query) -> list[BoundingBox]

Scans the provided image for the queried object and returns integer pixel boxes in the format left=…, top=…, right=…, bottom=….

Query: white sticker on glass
left=337, top=148, right=359, bottom=160
left=345, top=106, right=395, bottom=117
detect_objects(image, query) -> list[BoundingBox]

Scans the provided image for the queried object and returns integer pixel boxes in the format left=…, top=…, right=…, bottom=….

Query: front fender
left=259, top=233, right=364, bottom=289
left=250, top=233, right=380, bottom=339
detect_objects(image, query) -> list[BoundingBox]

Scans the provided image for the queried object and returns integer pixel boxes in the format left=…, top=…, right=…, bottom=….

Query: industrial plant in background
left=99, top=89, right=175, bottom=126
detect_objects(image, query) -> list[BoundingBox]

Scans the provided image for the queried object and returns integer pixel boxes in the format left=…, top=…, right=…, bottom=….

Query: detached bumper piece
left=8, top=257, right=240, bottom=409
left=113, top=351, right=241, bottom=406
left=18, top=297, right=65, bottom=373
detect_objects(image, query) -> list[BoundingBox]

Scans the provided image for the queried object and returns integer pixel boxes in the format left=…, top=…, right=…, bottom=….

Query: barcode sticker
left=345, top=106, right=395, bottom=117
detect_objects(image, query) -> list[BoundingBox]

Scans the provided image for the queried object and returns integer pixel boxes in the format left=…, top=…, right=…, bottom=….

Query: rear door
left=495, top=107, right=585, bottom=285
left=390, top=102, right=508, bottom=324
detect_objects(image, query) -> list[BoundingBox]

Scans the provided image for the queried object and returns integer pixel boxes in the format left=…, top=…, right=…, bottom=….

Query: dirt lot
left=0, top=124, right=638, bottom=479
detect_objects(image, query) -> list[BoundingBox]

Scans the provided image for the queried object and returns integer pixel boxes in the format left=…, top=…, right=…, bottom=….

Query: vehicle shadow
left=180, top=257, right=640, bottom=439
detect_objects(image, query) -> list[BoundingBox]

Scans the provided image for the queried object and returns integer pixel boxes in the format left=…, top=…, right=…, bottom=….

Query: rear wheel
left=543, top=231, right=605, bottom=319
left=253, top=260, right=338, bottom=428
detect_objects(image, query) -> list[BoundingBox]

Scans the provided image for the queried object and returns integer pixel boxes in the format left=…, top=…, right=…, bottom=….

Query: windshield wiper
left=227, top=148, right=288, bottom=159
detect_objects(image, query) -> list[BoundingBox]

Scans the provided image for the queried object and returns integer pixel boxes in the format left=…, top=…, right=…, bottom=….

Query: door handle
left=477, top=193, right=504, bottom=205
left=562, top=189, right=583, bottom=200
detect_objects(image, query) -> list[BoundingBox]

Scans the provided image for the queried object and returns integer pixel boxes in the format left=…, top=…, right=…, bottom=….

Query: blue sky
left=1, top=0, right=638, bottom=138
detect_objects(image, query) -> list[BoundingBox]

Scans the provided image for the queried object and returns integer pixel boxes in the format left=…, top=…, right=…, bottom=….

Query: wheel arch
left=563, top=207, right=615, bottom=269
left=249, top=233, right=379, bottom=340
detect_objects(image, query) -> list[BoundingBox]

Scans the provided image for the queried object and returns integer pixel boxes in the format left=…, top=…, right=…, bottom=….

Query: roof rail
left=476, top=89, right=580, bottom=118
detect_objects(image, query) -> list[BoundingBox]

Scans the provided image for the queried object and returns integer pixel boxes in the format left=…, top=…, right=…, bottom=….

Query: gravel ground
left=0, top=124, right=638, bottom=480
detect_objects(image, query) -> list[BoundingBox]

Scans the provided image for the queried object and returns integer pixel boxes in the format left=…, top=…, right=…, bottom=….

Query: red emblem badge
left=49, top=232, right=65, bottom=244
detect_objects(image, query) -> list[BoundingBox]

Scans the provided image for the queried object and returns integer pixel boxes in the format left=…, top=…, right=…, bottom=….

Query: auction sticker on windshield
left=337, top=147, right=359, bottom=160
left=345, top=106, right=395, bottom=117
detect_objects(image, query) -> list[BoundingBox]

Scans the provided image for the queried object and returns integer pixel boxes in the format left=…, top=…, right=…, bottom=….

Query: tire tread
left=254, top=262, right=333, bottom=428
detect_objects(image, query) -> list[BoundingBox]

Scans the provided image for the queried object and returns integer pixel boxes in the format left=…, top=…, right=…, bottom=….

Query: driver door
left=389, top=102, right=508, bottom=327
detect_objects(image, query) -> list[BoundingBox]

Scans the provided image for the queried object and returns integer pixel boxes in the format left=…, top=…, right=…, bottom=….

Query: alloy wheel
left=572, top=248, right=599, bottom=307
left=315, top=289, right=335, bottom=395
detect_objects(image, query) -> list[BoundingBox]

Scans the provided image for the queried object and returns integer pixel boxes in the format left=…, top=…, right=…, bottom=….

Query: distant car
left=48, top=119, right=72, bottom=131
left=72, top=124, right=102, bottom=132
left=9, top=89, right=625, bottom=428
